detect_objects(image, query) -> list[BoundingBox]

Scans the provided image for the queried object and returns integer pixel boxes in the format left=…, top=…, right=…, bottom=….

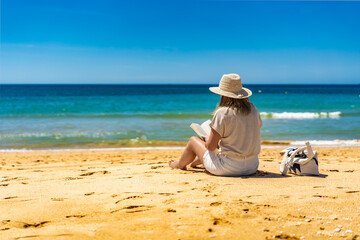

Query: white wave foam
left=1, top=140, right=359, bottom=152
left=260, top=111, right=341, bottom=119
left=290, top=140, right=360, bottom=147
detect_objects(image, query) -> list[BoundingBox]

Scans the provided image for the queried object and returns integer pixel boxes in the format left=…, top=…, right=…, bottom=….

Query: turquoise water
left=0, top=84, right=359, bottom=149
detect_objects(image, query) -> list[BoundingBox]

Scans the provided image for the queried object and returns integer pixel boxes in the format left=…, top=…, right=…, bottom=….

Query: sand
left=1, top=147, right=359, bottom=240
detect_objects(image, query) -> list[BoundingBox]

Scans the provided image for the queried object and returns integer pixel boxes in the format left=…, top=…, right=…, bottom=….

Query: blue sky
left=1, top=0, right=360, bottom=84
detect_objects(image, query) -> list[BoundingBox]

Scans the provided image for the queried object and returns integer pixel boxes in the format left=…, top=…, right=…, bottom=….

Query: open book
left=190, top=120, right=212, bottom=139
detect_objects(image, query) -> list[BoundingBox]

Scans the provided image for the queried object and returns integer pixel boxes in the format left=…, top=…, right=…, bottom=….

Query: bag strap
left=296, top=142, right=315, bottom=165
left=285, top=147, right=306, bottom=168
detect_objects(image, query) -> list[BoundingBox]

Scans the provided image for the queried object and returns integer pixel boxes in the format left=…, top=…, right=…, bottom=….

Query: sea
left=0, top=84, right=359, bottom=150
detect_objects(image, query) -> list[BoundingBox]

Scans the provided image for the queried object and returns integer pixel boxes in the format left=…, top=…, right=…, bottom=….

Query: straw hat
left=209, top=73, right=252, bottom=99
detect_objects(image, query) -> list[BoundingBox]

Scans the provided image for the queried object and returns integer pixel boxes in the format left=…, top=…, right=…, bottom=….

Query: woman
left=169, top=73, right=262, bottom=176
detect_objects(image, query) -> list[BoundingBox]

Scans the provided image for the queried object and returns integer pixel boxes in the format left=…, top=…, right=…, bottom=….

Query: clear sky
left=1, top=0, right=360, bottom=84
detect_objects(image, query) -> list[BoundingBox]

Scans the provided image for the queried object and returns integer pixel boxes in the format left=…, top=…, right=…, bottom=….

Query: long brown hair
left=215, top=96, right=252, bottom=116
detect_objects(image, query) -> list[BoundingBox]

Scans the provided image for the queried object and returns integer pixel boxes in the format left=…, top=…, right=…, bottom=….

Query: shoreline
left=1, top=139, right=359, bottom=152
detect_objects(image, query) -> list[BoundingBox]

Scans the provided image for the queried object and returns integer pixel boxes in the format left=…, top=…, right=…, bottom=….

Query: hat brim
left=209, top=87, right=252, bottom=99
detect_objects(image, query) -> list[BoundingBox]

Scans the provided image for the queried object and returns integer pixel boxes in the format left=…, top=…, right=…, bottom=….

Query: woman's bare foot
left=169, top=160, right=187, bottom=170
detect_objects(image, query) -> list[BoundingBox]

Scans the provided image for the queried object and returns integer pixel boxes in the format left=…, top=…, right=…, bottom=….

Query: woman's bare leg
left=169, top=136, right=207, bottom=170
left=190, top=157, right=202, bottom=167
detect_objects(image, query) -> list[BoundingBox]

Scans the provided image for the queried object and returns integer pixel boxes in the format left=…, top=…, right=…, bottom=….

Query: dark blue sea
left=0, top=84, right=359, bottom=149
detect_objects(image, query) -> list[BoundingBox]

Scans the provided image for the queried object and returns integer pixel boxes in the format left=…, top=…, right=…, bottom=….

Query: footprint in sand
left=124, top=195, right=143, bottom=200
left=158, top=193, right=175, bottom=196
left=115, top=195, right=143, bottom=204
left=65, top=177, right=83, bottom=181
left=345, top=190, right=359, bottom=193
left=280, top=195, right=290, bottom=198
left=118, top=176, right=133, bottom=179
left=212, top=217, right=230, bottom=225
left=210, top=202, right=222, bottom=207
left=10, top=221, right=50, bottom=229
left=111, top=205, right=152, bottom=214
left=51, top=198, right=65, bottom=201
left=246, top=195, right=263, bottom=198
left=66, top=215, right=85, bottom=218
left=1, top=220, right=11, bottom=231
left=2, top=177, right=18, bottom=182
left=80, top=170, right=110, bottom=176
left=150, top=165, right=165, bottom=169
left=23, top=221, right=49, bottom=228
left=163, top=198, right=175, bottom=204
left=273, top=233, right=296, bottom=239
left=256, top=204, right=272, bottom=208
left=201, top=185, right=217, bottom=193
left=4, top=196, right=18, bottom=200
left=313, top=194, right=337, bottom=199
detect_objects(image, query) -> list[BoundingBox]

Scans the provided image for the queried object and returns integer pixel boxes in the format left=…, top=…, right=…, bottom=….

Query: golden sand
left=1, top=147, right=359, bottom=239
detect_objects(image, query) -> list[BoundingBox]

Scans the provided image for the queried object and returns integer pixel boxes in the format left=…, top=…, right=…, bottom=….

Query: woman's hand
left=205, top=128, right=221, bottom=151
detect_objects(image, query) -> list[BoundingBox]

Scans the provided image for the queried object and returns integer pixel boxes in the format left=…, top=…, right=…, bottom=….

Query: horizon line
left=1, top=83, right=359, bottom=85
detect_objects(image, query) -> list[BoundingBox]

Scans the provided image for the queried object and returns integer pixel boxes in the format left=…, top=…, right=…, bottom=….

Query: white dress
left=203, top=104, right=262, bottom=176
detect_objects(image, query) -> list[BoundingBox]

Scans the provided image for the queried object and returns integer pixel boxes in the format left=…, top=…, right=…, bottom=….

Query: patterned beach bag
left=280, top=142, right=319, bottom=176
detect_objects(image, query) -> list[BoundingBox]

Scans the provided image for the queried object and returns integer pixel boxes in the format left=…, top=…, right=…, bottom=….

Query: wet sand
left=1, top=147, right=359, bottom=239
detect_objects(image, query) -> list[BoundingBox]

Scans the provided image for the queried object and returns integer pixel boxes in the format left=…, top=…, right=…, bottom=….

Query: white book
left=190, top=120, right=212, bottom=139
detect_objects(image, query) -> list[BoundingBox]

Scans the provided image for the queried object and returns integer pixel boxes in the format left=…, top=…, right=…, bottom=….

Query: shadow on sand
left=187, top=167, right=328, bottom=178
left=240, top=170, right=288, bottom=179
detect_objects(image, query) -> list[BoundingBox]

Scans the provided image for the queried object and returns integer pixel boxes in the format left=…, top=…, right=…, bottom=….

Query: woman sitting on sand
left=169, top=73, right=262, bottom=176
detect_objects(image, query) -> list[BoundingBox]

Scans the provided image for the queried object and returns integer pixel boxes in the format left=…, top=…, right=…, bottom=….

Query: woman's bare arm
left=205, top=128, right=221, bottom=151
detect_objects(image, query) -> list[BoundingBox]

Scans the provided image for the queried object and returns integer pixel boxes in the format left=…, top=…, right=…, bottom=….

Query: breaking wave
left=260, top=111, right=341, bottom=119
